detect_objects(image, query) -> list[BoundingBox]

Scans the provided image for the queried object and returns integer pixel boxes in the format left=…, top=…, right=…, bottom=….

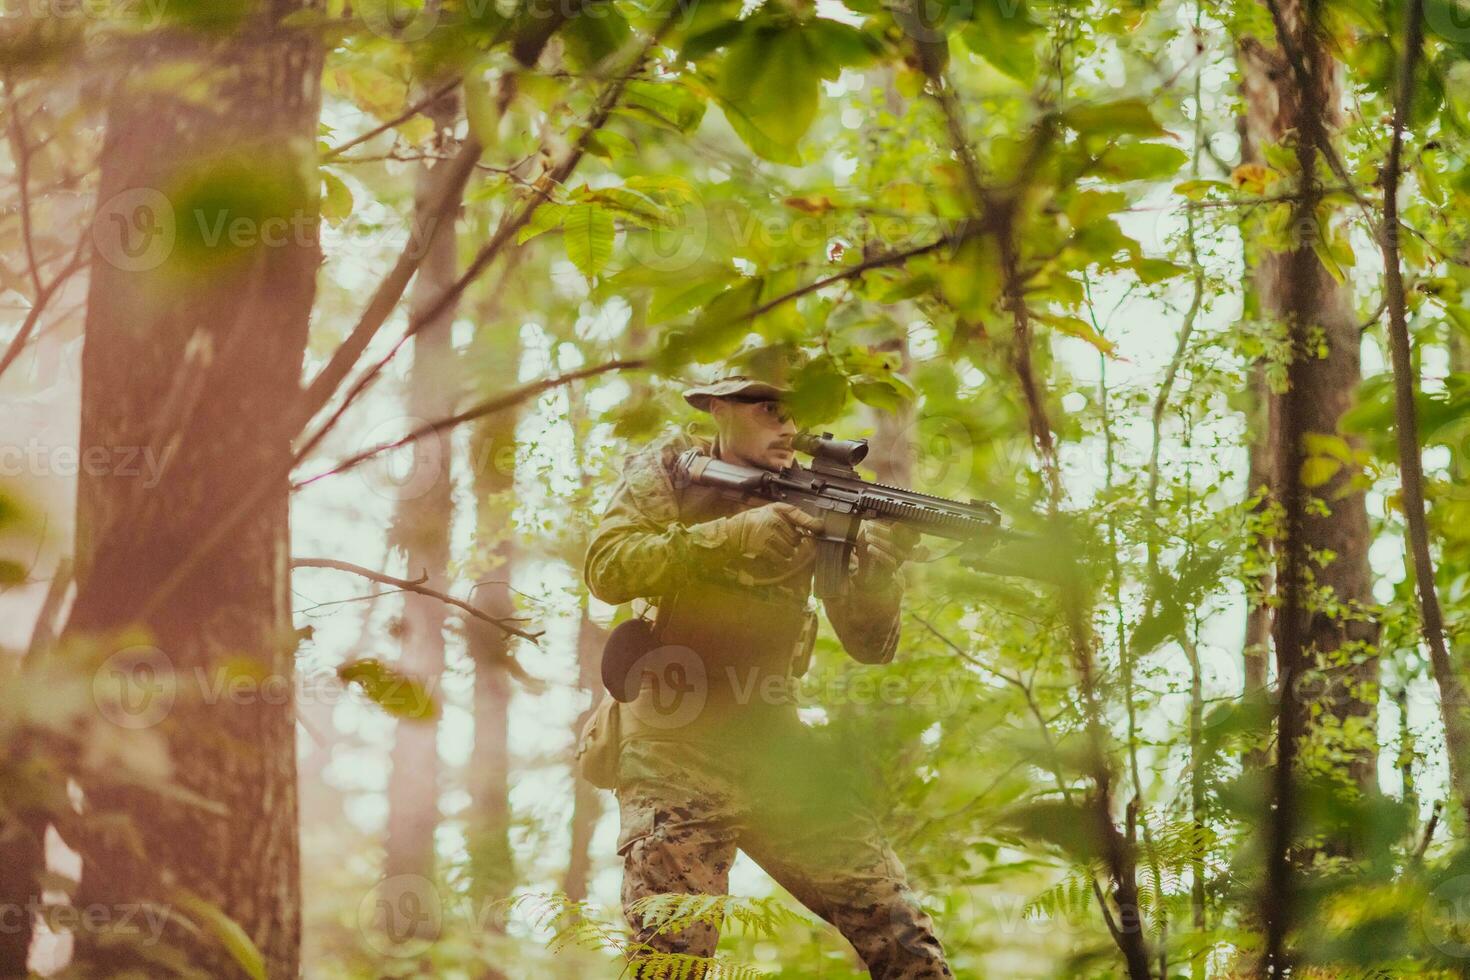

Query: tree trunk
left=383, top=85, right=462, bottom=934
left=64, top=7, right=323, bottom=976
left=465, top=310, right=518, bottom=918
left=564, top=605, right=606, bottom=903
left=1240, top=4, right=1380, bottom=793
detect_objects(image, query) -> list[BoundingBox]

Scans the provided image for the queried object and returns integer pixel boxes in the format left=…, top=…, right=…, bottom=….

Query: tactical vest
left=622, top=454, right=819, bottom=737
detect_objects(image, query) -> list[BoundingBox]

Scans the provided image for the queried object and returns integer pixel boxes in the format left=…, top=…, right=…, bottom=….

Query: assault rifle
left=673, top=432, right=1001, bottom=597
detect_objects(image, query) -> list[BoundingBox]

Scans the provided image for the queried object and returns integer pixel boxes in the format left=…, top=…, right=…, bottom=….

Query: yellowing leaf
left=394, top=113, right=435, bottom=147
left=1039, top=313, right=1117, bottom=356
left=1231, top=163, right=1270, bottom=194
left=783, top=195, right=837, bottom=214
left=1301, top=456, right=1343, bottom=487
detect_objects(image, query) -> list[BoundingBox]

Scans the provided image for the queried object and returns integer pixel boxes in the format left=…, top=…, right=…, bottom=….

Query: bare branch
left=292, top=133, right=481, bottom=433
left=4, top=75, right=43, bottom=297
left=0, top=242, right=86, bottom=383
left=322, top=76, right=459, bottom=161
left=292, top=558, right=544, bottom=677
left=295, top=358, right=644, bottom=489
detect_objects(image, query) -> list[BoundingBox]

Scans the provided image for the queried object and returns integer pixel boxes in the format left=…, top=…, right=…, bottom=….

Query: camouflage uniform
left=584, top=429, right=952, bottom=980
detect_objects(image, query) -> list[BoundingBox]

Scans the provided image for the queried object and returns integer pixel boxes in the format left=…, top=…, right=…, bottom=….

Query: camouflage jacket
left=584, top=428, right=904, bottom=668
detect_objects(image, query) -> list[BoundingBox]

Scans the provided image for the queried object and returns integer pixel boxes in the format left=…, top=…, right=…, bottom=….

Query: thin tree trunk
left=65, top=6, right=323, bottom=975
left=465, top=297, right=519, bottom=921
left=1239, top=105, right=1272, bottom=768
left=564, top=605, right=606, bottom=903
left=383, top=86, right=462, bottom=927
left=1376, top=0, right=1470, bottom=827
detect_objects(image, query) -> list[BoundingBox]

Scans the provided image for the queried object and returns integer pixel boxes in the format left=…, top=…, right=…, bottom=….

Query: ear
left=708, top=398, right=729, bottom=424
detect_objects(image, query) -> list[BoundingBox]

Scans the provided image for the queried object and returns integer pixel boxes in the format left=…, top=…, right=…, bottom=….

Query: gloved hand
left=716, top=503, right=823, bottom=563
left=854, top=520, right=921, bottom=588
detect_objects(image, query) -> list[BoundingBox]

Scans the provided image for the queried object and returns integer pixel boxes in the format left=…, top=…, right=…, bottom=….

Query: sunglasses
left=725, top=396, right=793, bottom=424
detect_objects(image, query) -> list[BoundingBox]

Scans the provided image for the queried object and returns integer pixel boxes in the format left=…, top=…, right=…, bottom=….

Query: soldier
left=582, top=373, right=953, bottom=979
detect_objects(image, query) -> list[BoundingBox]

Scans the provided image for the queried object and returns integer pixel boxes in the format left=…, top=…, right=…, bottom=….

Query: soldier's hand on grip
left=719, top=502, right=822, bottom=563
left=855, top=519, right=921, bottom=586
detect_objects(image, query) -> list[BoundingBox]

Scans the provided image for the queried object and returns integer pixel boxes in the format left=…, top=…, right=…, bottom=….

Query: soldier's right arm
left=583, top=442, right=732, bottom=605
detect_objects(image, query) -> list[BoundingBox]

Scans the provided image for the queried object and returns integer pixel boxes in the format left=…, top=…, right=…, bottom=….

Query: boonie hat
left=682, top=375, right=792, bottom=412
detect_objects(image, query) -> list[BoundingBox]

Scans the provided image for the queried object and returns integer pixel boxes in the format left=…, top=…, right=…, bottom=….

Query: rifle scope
left=794, top=431, right=868, bottom=468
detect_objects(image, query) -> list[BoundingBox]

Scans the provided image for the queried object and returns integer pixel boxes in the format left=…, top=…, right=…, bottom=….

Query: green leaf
left=716, top=25, right=821, bottom=164
left=616, top=79, right=707, bottom=134
left=561, top=6, right=630, bottom=68
left=583, top=127, right=636, bottom=161
left=337, top=658, right=439, bottom=720
left=961, top=0, right=1042, bottom=83
left=1093, top=142, right=1189, bottom=181
left=655, top=278, right=764, bottom=368
left=852, top=378, right=909, bottom=413
left=516, top=203, right=567, bottom=245
left=320, top=171, right=353, bottom=227
left=1425, top=0, right=1470, bottom=58
left=576, top=185, right=673, bottom=229
left=802, top=19, right=883, bottom=78
left=1131, top=257, right=1188, bottom=284
left=682, top=19, right=745, bottom=61
left=1061, top=98, right=1167, bottom=138
left=785, top=355, right=848, bottom=425
left=651, top=274, right=734, bottom=322
left=1037, top=312, right=1116, bottom=355
left=171, top=887, right=267, bottom=980
left=562, top=203, right=616, bottom=279
left=1173, top=178, right=1230, bottom=200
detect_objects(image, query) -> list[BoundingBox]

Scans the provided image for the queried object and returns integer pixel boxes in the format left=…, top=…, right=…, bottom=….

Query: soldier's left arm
left=824, top=574, right=903, bottom=665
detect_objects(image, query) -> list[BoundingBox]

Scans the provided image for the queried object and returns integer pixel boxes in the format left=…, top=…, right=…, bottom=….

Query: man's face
left=711, top=397, right=798, bottom=471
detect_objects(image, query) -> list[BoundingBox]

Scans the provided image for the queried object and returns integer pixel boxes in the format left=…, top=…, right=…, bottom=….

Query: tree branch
left=292, top=132, right=481, bottom=434
left=295, top=358, right=644, bottom=489
left=292, top=16, right=670, bottom=466
left=4, top=75, right=43, bottom=297
left=321, top=76, right=460, bottom=161
left=1376, top=0, right=1470, bottom=827
left=292, top=558, right=544, bottom=677
left=0, top=240, right=86, bottom=383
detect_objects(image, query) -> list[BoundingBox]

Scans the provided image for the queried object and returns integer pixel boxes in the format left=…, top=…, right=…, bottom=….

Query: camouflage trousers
left=615, top=738, right=952, bottom=980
